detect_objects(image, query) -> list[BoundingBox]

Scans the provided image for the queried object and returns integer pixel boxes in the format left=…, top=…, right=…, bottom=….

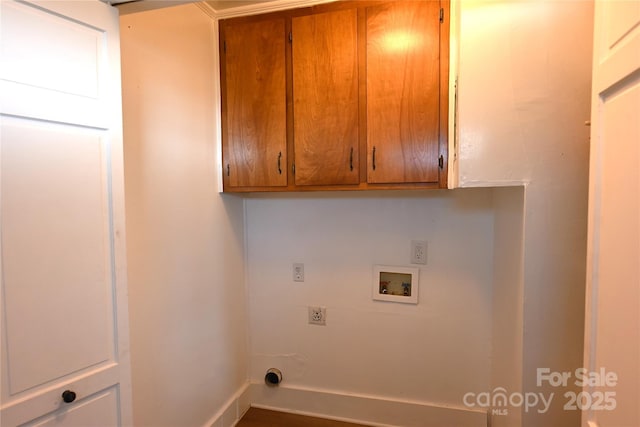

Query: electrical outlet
left=308, top=306, right=326, bottom=325
left=410, top=240, right=427, bottom=264
left=293, top=263, right=304, bottom=282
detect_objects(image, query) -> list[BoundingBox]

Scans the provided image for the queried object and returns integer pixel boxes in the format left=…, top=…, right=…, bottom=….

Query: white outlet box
left=308, top=306, right=326, bottom=325
left=293, top=263, right=304, bottom=282
left=410, top=240, right=427, bottom=264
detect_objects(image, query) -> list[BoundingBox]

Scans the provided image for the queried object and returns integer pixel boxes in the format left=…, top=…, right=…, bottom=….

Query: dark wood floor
left=236, top=408, right=368, bottom=427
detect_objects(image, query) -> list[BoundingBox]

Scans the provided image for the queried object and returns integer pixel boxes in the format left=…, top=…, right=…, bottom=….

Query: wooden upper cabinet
left=292, top=8, right=359, bottom=186
left=219, top=1, right=449, bottom=192
left=366, top=1, right=442, bottom=184
left=221, top=17, right=287, bottom=188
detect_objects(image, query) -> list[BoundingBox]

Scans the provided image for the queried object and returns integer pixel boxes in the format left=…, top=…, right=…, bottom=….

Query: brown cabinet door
left=221, top=18, right=287, bottom=188
left=292, top=8, right=359, bottom=186
left=366, top=1, right=441, bottom=184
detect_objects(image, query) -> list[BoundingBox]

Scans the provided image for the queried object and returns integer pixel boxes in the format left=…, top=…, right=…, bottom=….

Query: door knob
left=62, top=390, right=76, bottom=403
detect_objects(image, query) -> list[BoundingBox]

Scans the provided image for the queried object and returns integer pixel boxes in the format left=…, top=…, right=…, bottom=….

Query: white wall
left=457, top=1, right=593, bottom=426
left=120, top=5, right=249, bottom=426
left=490, top=186, right=525, bottom=427
left=246, top=189, right=495, bottom=416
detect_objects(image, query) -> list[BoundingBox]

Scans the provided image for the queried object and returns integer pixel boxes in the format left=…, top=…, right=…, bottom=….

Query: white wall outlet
left=308, top=306, right=326, bottom=325
left=293, top=263, right=304, bottom=282
left=410, top=240, right=427, bottom=264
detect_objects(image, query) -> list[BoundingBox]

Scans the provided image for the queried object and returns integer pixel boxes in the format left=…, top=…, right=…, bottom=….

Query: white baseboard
left=249, top=383, right=487, bottom=427
left=203, top=382, right=252, bottom=427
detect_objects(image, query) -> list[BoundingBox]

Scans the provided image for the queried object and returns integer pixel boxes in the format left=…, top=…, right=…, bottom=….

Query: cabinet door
left=292, top=8, right=359, bottom=186
left=222, top=18, right=287, bottom=188
left=366, top=1, right=441, bottom=184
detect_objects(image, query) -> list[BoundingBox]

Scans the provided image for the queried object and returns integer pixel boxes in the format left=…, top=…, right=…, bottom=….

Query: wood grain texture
left=439, top=0, right=450, bottom=188
left=223, top=18, right=287, bottom=187
left=292, top=8, right=359, bottom=186
left=366, top=1, right=441, bottom=184
left=237, top=408, right=368, bottom=427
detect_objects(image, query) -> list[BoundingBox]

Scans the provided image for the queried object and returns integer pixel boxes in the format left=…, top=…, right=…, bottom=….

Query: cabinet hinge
left=289, top=31, right=292, bottom=43
left=439, top=8, right=444, bottom=23
left=438, top=155, right=444, bottom=169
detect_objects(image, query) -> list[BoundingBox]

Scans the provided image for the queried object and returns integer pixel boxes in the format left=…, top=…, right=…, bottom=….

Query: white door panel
left=2, top=366, right=121, bottom=427
left=1, top=1, right=101, bottom=98
left=24, top=387, right=119, bottom=427
left=1, top=118, right=115, bottom=395
left=584, top=0, right=640, bottom=426
left=596, top=0, right=640, bottom=91
left=591, top=78, right=640, bottom=427
left=603, top=0, right=640, bottom=49
left=0, top=0, right=131, bottom=425
left=0, top=1, right=118, bottom=129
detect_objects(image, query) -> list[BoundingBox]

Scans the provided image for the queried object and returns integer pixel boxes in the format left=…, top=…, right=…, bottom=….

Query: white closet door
left=583, top=1, right=640, bottom=426
left=0, top=1, right=132, bottom=425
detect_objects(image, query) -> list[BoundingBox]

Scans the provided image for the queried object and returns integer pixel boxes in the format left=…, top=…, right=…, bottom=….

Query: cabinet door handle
left=372, top=146, right=376, bottom=171
left=277, top=152, right=282, bottom=175
left=349, top=147, right=354, bottom=171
